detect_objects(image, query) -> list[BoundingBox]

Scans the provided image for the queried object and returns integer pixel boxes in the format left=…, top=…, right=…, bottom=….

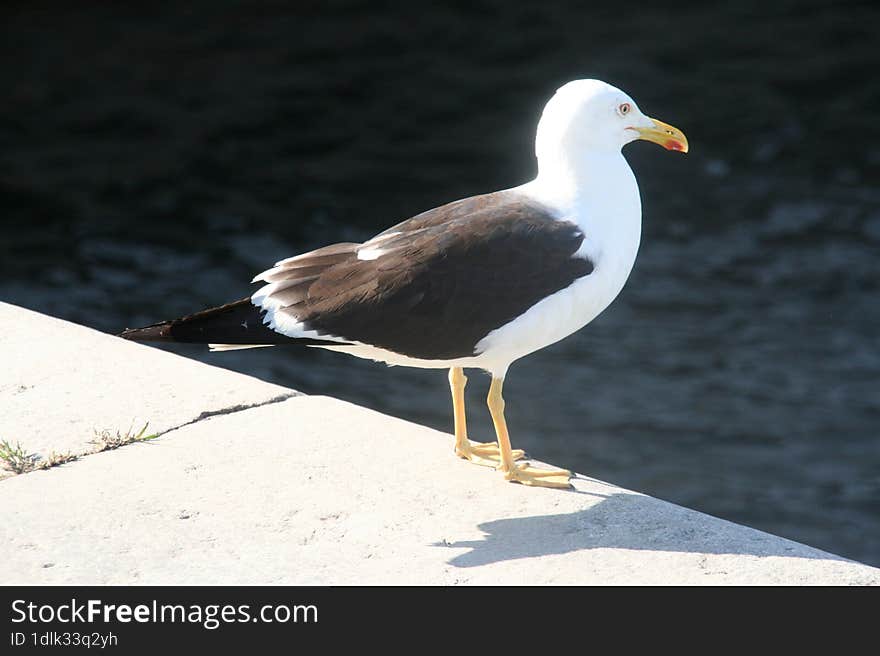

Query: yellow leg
left=487, top=376, right=572, bottom=488
left=449, top=367, right=523, bottom=468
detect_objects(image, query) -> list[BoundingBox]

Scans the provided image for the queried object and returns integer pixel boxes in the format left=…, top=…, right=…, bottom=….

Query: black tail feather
left=118, top=298, right=347, bottom=347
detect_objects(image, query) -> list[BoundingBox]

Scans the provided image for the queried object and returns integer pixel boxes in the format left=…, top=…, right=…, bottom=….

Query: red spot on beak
left=665, top=140, right=685, bottom=152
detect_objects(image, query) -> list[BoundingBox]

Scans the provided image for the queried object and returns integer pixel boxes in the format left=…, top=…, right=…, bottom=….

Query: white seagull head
left=535, top=79, right=688, bottom=169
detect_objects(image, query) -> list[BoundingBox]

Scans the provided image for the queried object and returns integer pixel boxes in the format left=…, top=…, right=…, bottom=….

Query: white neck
left=523, top=149, right=640, bottom=220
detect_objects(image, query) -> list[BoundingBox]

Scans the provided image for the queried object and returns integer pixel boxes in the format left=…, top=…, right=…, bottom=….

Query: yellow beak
left=634, top=118, right=689, bottom=153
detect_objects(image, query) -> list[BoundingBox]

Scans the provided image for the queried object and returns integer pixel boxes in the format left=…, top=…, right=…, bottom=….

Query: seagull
left=120, top=79, right=688, bottom=489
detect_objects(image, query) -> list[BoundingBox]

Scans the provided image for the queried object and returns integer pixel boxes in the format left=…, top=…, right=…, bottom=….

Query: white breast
left=472, top=152, right=642, bottom=377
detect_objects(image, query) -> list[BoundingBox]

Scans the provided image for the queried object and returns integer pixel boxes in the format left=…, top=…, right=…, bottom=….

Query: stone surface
left=0, top=302, right=295, bottom=475
left=2, top=400, right=879, bottom=585
left=1, top=304, right=878, bottom=584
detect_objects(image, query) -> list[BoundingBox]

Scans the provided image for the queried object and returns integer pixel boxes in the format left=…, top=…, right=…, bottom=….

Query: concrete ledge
left=1, top=302, right=878, bottom=584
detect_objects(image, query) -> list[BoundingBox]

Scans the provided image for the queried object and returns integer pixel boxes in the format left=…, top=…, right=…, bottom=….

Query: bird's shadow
left=435, top=480, right=842, bottom=569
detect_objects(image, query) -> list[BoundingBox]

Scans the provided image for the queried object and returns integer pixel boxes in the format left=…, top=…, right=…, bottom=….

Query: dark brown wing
left=256, top=190, right=594, bottom=360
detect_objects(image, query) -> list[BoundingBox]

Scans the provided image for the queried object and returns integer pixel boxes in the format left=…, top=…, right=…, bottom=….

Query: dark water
left=2, top=1, right=879, bottom=566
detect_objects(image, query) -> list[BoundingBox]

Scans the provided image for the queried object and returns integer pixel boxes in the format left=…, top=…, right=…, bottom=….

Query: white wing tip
left=356, top=247, right=384, bottom=261
left=209, top=344, right=275, bottom=352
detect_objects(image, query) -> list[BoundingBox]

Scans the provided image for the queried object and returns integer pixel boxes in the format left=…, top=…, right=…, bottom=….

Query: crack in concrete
left=1, top=391, right=300, bottom=480
left=154, top=392, right=299, bottom=438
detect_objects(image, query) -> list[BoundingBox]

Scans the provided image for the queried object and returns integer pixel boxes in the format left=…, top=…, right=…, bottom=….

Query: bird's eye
left=618, top=102, right=631, bottom=116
